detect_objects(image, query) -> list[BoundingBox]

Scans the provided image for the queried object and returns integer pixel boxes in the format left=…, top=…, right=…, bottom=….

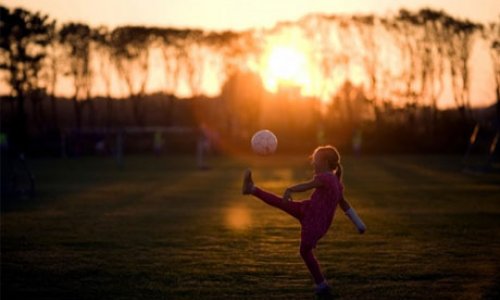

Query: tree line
left=0, top=5, right=499, bottom=154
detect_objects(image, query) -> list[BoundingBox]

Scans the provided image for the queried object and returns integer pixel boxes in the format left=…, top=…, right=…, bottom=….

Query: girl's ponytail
left=336, top=163, right=343, bottom=181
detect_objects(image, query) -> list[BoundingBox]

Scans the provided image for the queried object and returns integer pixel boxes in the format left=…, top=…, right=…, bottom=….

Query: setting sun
left=261, top=45, right=312, bottom=93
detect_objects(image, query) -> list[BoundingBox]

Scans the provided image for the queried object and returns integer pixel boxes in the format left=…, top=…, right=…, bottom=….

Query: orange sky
left=2, top=0, right=499, bottom=108
left=4, top=0, right=499, bottom=30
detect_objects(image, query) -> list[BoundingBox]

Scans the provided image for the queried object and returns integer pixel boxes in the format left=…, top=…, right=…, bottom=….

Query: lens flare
left=225, top=205, right=251, bottom=231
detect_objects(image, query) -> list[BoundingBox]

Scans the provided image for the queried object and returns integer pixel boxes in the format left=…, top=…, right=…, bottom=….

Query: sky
left=2, top=0, right=499, bottom=108
left=3, top=0, right=499, bottom=31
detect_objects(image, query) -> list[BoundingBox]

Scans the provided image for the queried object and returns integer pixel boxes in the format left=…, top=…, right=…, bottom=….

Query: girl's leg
left=243, top=170, right=303, bottom=220
left=299, top=242, right=325, bottom=285
left=252, top=187, right=303, bottom=221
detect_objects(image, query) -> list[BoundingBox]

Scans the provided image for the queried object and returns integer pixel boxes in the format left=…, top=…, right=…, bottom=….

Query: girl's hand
left=283, top=188, right=293, bottom=202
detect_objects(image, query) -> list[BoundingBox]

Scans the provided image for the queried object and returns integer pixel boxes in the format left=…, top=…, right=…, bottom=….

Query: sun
left=261, top=45, right=311, bottom=93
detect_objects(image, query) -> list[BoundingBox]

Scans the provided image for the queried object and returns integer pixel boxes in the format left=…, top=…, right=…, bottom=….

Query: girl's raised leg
left=252, top=187, right=303, bottom=221
left=242, top=169, right=302, bottom=221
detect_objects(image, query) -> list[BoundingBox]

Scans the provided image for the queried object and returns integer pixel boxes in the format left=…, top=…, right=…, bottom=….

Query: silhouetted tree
left=483, top=19, right=500, bottom=123
left=204, top=29, right=262, bottom=132
left=417, top=9, right=447, bottom=131
left=353, top=15, right=384, bottom=126
left=60, top=23, right=94, bottom=130
left=205, top=30, right=243, bottom=81
left=155, top=28, right=197, bottom=126
left=43, top=21, right=62, bottom=130
left=391, top=9, right=422, bottom=124
left=300, top=15, right=337, bottom=103
left=219, top=71, right=264, bottom=140
left=0, top=6, right=52, bottom=148
left=184, top=30, right=205, bottom=98
left=111, top=26, right=152, bottom=126
left=157, top=29, right=186, bottom=93
left=93, top=26, right=115, bottom=128
left=443, top=16, right=482, bottom=121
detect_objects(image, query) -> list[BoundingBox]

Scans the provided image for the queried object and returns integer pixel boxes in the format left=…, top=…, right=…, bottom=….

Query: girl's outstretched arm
left=341, top=196, right=366, bottom=234
left=339, top=195, right=352, bottom=212
left=283, top=178, right=323, bottom=201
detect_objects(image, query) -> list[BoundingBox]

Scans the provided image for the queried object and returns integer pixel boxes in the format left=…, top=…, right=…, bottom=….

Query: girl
left=242, top=145, right=366, bottom=295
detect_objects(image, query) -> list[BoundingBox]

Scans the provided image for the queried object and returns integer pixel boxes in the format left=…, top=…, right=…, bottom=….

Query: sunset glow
left=261, top=45, right=312, bottom=94
left=1, top=0, right=497, bottom=108
left=225, top=205, right=251, bottom=231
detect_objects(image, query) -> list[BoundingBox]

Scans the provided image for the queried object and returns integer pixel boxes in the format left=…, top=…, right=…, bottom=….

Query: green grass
left=2, top=154, right=500, bottom=299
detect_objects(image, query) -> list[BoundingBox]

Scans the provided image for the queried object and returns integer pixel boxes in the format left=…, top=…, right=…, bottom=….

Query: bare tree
left=155, top=28, right=197, bottom=126
left=390, top=9, right=423, bottom=122
left=482, top=19, right=500, bottom=123
left=59, top=23, right=93, bottom=130
left=352, top=15, right=384, bottom=125
left=42, top=21, right=63, bottom=130
left=203, top=29, right=262, bottom=132
left=219, top=71, right=264, bottom=140
left=93, top=26, right=115, bottom=128
left=205, top=30, right=246, bottom=82
left=183, top=30, right=205, bottom=98
left=300, top=15, right=337, bottom=103
left=157, top=29, right=186, bottom=95
left=337, top=18, right=362, bottom=124
left=299, top=14, right=347, bottom=131
left=111, top=26, right=152, bottom=126
left=443, top=16, right=482, bottom=121
left=0, top=6, right=52, bottom=147
left=417, top=9, right=447, bottom=130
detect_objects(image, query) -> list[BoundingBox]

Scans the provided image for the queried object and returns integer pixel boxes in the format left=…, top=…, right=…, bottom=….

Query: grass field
left=2, top=154, right=500, bottom=299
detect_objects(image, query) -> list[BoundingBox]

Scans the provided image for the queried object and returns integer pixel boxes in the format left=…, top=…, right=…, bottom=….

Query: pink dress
left=299, top=172, right=343, bottom=248
left=250, top=171, right=343, bottom=285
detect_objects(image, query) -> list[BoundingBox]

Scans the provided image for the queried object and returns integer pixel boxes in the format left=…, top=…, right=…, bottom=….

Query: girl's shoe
left=315, top=281, right=332, bottom=295
left=242, top=169, right=254, bottom=195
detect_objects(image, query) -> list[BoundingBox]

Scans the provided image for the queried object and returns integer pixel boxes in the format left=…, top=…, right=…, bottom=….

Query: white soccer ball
left=251, top=129, right=278, bottom=155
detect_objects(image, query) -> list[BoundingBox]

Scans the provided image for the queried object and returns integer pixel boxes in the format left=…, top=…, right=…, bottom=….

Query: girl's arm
left=283, top=178, right=323, bottom=201
left=341, top=195, right=366, bottom=234
left=339, top=195, right=352, bottom=212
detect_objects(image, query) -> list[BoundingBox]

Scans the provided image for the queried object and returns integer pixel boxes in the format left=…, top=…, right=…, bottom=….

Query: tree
left=390, top=9, right=423, bottom=123
left=93, top=26, right=115, bottom=128
left=182, top=30, right=205, bottom=98
left=416, top=9, right=447, bottom=131
left=110, top=26, right=152, bottom=126
left=219, top=71, right=264, bottom=140
left=59, top=23, right=94, bottom=130
left=443, top=16, right=482, bottom=121
left=299, top=15, right=340, bottom=103
left=203, top=29, right=263, bottom=137
left=352, top=15, right=386, bottom=125
left=482, top=19, right=500, bottom=123
left=41, top=20, right=62, bottom=130
left=154, top=28, right=192, bottom=126
left=203, top=31, right=243, bottom=82
left=0, top=6, right=52, bottom=148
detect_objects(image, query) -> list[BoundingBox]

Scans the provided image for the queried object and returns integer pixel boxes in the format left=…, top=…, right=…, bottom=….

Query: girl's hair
left=312, top=145, right=343, bottom=181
